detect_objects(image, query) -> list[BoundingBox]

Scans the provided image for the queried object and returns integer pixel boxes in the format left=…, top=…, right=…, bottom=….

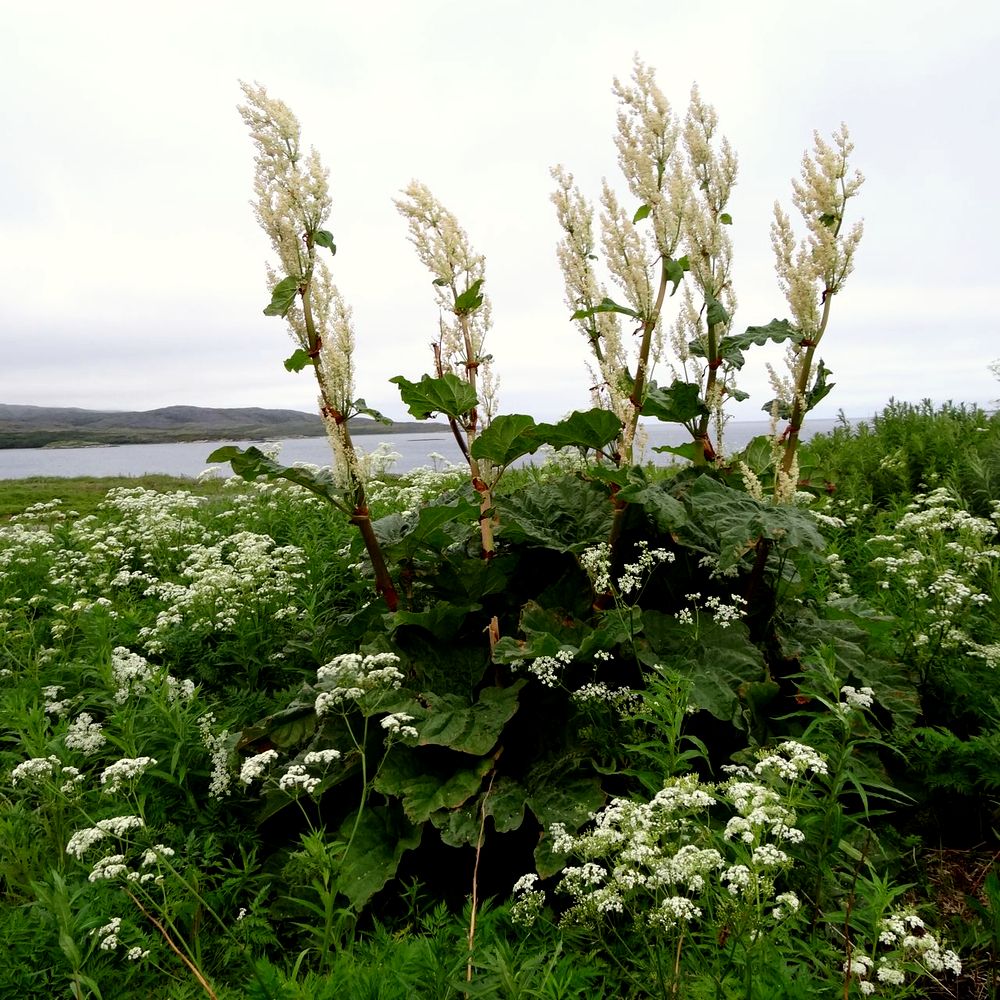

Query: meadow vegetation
left=3, top=57, right=999, bottom=999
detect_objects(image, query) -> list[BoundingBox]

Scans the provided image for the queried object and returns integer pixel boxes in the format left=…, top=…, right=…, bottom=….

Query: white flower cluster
left=839, top=685, right=875, bottom=713
left=198, top=713, right=233, bottom=799
left=617, top=541, right=675, bottom=597
left=723, top=780, right=804, bottom=846
left=512, top=648, right=575, bottom=689
left=380, top=713, right=418, bottom=739
left=868, top=488, right=999, bottom=663
left=876, top=911, right=962, bottom=975
left=42, top=684, right=73, bottom=718
left=510, top=873, right=546, bottom=927
left=110, top=646, right=195, bottom=704
left=138, top=531, right=306, bottom=654
left=753, top=741, right=828, bottom=780
left=66, top=815, right=145, bottom=859
left=580, top=543, right=612, bottom=594
left=539, top=768, right=813, bottom=932
left=314, top=651, right=404, bottom=715
left=367, top=463, right=467, bottom=516
left=239, top=749, right=279, bottom=786
left=278, top=765, right=320, bottom=796
left=93, top=917, right=123, bottom=951
left=571, top=682, right=639, bottom=713
left=64, top=712, right=106, bottom=755
left=88, top=841, right=175, bottom=885
left=99, top=756, right=157, bottom=795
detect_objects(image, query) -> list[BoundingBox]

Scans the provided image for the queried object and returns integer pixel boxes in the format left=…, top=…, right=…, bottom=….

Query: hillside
left=0, top=404, right=436, bottom=449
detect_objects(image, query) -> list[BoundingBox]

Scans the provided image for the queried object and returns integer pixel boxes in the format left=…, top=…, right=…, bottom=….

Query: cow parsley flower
left=100, top=757, right=157, bottom=795
left=380, top=713, right=418, bottom=739
left=239, top=749, right=279, bottom=786
left=64, top=712, right=106, bottom=755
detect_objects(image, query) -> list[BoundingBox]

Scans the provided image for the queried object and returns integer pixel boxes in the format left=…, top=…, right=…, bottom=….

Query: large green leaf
left=470, top=414, right=543, bottom=467
left=698, top=318, right=800, bottom=370
left=263, top=275, right=299, bottom=317
left=429, top=799, right=482, bottom=847
left=486, top=776, right=529, bottom=832
left=672, top=476, right=826, bottom=571
left=777, top=609, right=918, bottom=725
left=570, top=296, right=640, bottom=322
left=536, top=408, right=623, bottom=452
left=493, top=477, right=613, bottom=554
left=641, top=380, right=708, bottom=424
left=454, top=278, right=485, bottom=314
left=375, top=494, right=480, bottom=558
left=207, top=446, right=343, bottom=507
left=616, top=482, right=688, bottom=533
left=374, top=748, right=492, bottom=824
left=385, top=682, right=526, bottom=755
left=639, top=610, right=765, bottom=722
left=390, top=373, right=478, bottom=420
left=651, top=441, right=702, bottom=463
left=391, top=602, right=481, bottom=640
left=528, top=775, right=606, bottom=878
left=336, top=803, right=420, bottom=909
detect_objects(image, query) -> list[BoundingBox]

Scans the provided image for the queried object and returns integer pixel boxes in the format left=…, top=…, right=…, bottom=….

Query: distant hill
left=0, top=404, right=438, bottom=449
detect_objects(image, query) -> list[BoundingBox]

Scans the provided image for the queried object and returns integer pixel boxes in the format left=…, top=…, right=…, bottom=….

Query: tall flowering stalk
left=769, top=125, right=864, bottom=491
left=670, top=86, right=740, bottom=465
left=237, top=82, right=398, bottom=609
left=394, top=182, right=499, bottom=556
left=553, top=57, right=689, bottom=469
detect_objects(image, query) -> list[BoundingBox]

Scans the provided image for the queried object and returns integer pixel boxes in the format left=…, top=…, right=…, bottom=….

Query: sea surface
left=0, top=419, right=847, bottom=480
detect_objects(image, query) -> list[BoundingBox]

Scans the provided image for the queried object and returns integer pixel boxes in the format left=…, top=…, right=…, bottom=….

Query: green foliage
left=389, top=373, right=478, bottom=421
left=262, top=275, right=299, bottom=317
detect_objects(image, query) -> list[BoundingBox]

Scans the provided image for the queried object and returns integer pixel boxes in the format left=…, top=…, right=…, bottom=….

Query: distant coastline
left=0, top=403, right=442, bottom=450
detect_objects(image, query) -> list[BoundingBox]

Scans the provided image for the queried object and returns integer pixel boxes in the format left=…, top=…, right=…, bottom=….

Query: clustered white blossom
left=380, top=713, right=419, bottom=740
left=617, top=542, right=675, bottom=596
left=278, top=765, right=320, bottom=796
left=64, top=712, right=107, bottom=755
left=198, top=713, right=233, bottom=799
left=676, top=592, right=748, bottom=630
left=510, top=648, right=575, bottom=689
left=239, top=749, right=280, bottom=786
left=138, top=531, right=306, bottom=654
left=99, top=756, right=157, bottom=795
left=88, top=841, right=175, bottom=885
left=109, top=646, right=196, bottom=705
left=868, top=488, right=999, bottom=665
left=571, top=682, right=639, bottom=713
left=580, top=543, right=612, bottom=594
left=66, top=815, right=145, bottom=860
left=844, top=911, right=961, bottom=994
left=517, top=766, right=812, bottom=932
left=42, top=684, right=73, bottom=718
left=839, top=685, right=875, bottom=713
left=313, top=651, right=404, bottom=715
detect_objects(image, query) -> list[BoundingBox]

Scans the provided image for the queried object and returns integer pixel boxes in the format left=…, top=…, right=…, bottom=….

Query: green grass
left=0, top=475, right=234, bottom=520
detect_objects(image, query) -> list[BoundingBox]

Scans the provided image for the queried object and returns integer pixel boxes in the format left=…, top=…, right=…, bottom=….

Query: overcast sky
left=2, top=0, right=998, bottom=423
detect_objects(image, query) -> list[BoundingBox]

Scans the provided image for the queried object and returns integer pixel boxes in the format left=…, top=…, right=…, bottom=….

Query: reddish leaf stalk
left=301, top=274, right=400, bottom=610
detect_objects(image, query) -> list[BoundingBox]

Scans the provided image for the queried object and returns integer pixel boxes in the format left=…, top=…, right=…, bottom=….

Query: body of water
left=0, top=420, right=847, bottom=480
